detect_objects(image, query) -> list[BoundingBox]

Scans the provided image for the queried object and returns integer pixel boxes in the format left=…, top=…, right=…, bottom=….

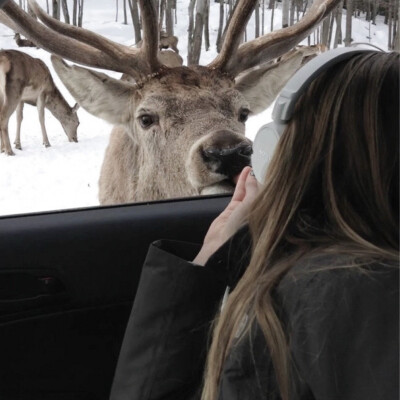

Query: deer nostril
left=203, top=144, right=253, bottom=160
left=202, top=147, right=222, bottom=161
left=202, top=143, right=253, bottom=178
left=238, top=144, right=253, bottom=157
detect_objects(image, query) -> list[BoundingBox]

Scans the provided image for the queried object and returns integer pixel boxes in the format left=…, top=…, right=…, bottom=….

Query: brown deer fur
left=0, top=50, right=79, bottom=155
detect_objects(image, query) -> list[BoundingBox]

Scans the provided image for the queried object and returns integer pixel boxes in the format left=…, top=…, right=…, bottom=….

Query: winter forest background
left=0, top=0, right=396, bottom=216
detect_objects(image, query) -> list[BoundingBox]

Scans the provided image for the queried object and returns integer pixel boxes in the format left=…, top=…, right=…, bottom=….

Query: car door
left=0, top=195, right=230, bottom=400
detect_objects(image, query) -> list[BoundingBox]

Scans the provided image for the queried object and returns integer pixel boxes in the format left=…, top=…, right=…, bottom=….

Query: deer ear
left=234, top=47, right=319, bottom=115
left=51, top=56, right=134, bottom=125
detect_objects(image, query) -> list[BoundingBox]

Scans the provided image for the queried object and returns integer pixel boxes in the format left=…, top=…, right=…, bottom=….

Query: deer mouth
left=200, top=178, right=235, bottom=196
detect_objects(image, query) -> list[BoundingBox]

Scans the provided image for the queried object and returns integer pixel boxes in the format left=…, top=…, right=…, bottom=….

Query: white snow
left=0, top=0, right=390, bottom=216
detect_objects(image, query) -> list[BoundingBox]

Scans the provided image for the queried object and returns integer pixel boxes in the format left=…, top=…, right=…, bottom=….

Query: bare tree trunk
left=46, top=0, right=49, bottom=13
left=371, top=0, right=378, bottom=24
left=344, top=0, right=353, bottom=46
left=116, top=0, right=119, bottom=22
left=188, top=0, right=207, bottom=65
left=307, top=0, right=316, bottom=44
left=159, top=0, right=166, bottom=31
left=188, top=0, right=196, bottom=65
left=123, top=0, right=128, bottom=24
left=394, top=0, right=400, bottom=49
left=216, top=0, right=225, bottom=52
left=218, top=1, right=244, bottom=51
left=128, top=0, right=141, bottom=43
left=255, top=0, right=260, bottom=37
left=52, top=0, right=60, bottom=20
left=166, top=0, right=175, bottom=36
left=282, top=0, right=290, bottom=27
left=290, top=0, right=296, bottom=25
left=384, top=0, right=388, bottom=24
left=357, top=0, right=362, bottom=17
left=61, top=0, right=70, bottom=24
left=270, top=0, right=275, bottom=31
left=321, top=14, right=331, bottom=47
left=73, top=0, right=77, bottom=26
left=365, top=0, right=371, bottom=20
left=261, top=0, right=265, bottom=34
left=295, top=0, right=301, bottom=21
left=204, top=0, right=210, bottom=50
left=394, top=0, right=400, bottom=50
left=78, top=0, right=84, bottom=27
left=328, top=11, right=336, bottom=47
left=388, top=0, right=393, bottom=48
left=333, top=1, right=343, bottom=47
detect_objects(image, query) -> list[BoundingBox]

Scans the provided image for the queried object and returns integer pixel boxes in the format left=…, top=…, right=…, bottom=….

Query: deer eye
left=239, top=108, right=250, bottom=123
left=139, top=114, right=156, bottom=128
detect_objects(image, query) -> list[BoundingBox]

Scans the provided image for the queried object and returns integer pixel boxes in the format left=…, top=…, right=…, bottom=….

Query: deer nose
left=202, top=142, right=253, bottom=179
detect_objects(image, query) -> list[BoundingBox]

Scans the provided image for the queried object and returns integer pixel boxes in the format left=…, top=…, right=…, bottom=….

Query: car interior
left=0, top=195, right=230, bottom=399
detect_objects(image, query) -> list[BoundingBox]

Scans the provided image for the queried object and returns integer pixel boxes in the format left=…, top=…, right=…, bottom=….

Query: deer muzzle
left=202, top=141, right=253, bottom=180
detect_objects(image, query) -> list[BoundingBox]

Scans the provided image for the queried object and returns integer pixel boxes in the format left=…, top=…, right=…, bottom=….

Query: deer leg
left=37, top=94, right=50, bottom=148
left=0, top=127, right=3, bottom=153
left=0, top=101, right=17, bottom=156
left=0, top=116, right=14, bottom=156
left=0, top=85, right=23, bottom=156
left=14, top=101, right=24, bottom=150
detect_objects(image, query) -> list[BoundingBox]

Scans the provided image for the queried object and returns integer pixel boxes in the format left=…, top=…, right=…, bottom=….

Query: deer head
left=1, top=0, right=339, bottom=203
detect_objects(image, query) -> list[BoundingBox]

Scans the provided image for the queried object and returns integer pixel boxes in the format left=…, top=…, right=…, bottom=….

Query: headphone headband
left=272, top=47, right=374, bottom=123
left=251, top=46, right=376, bottom=183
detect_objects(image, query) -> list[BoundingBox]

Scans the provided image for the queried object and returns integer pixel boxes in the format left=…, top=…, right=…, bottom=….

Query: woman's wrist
left=193, top=243, right=217, bottom=266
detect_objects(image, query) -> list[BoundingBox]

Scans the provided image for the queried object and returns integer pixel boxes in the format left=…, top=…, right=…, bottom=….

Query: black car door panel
left=0, top=195, right=229, bottom=400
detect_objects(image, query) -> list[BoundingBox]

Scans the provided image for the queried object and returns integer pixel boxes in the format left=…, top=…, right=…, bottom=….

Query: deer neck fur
left=99, top=125, right=200, bottom=204
left=45, top=83, right=73, bottom=127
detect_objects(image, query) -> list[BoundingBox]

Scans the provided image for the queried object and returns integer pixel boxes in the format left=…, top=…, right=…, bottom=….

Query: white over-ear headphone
left=251, top=46, right=376, bottom=183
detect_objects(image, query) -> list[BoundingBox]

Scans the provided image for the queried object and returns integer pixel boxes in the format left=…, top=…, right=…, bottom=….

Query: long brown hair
left=202, top=51, right=399, bottom=400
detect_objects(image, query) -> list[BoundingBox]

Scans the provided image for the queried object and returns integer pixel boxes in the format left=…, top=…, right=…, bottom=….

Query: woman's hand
left=193, top=166, right=260, bottom=266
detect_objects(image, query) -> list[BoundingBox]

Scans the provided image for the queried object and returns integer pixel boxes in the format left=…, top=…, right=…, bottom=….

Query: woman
left=110, top=49, right=399, bottom=400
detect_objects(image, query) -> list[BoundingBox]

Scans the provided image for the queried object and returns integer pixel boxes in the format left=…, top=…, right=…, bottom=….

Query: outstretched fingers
left=231, top=166, right=259, bottom=205
left=231, top=166, right=252, bottom=202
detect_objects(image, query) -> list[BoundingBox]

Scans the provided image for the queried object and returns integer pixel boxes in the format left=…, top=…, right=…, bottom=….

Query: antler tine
left=208, top=0, right=258, bottom=71
left=137, top=0, right=162, bottom=73
left=2, top=1, right=150, bottom=79
left=211, top=0, right=341, bottom=77
left=0, top=9, right=20, bottom=33
left=28, top=0, right=130, bottom=62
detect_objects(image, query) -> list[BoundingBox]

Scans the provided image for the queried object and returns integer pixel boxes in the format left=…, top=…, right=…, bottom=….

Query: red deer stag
left=1, top=0, right=339, bottom=201
left=0, top=49, right=79, bottom=155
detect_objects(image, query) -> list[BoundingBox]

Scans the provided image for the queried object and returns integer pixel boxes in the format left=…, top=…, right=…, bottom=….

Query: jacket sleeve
left=280, top=259, right=399, bottom=400
left=109, top=239, right=228, bottom=400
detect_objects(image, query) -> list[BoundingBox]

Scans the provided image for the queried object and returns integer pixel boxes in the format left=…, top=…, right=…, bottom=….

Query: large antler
left=209, top=0, right=341, bottom=76
left=0, top=0, right=161, bottom=78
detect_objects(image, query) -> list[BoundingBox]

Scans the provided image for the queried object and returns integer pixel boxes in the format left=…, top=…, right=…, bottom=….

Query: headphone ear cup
left=251, top=122, right=283, bottom=183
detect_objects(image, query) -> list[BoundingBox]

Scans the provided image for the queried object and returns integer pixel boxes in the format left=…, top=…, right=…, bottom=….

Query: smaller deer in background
left=135, top=31, right=183, bottom=68
left=0, top=50, right=79, bottom=155
left=14, top=33, right=36, bottom=48
left=158, top=31, right=179, bottom=53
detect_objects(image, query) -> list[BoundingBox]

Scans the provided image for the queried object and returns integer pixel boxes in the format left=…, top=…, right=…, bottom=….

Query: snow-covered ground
left=0, top=0, right=390, bottom=216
